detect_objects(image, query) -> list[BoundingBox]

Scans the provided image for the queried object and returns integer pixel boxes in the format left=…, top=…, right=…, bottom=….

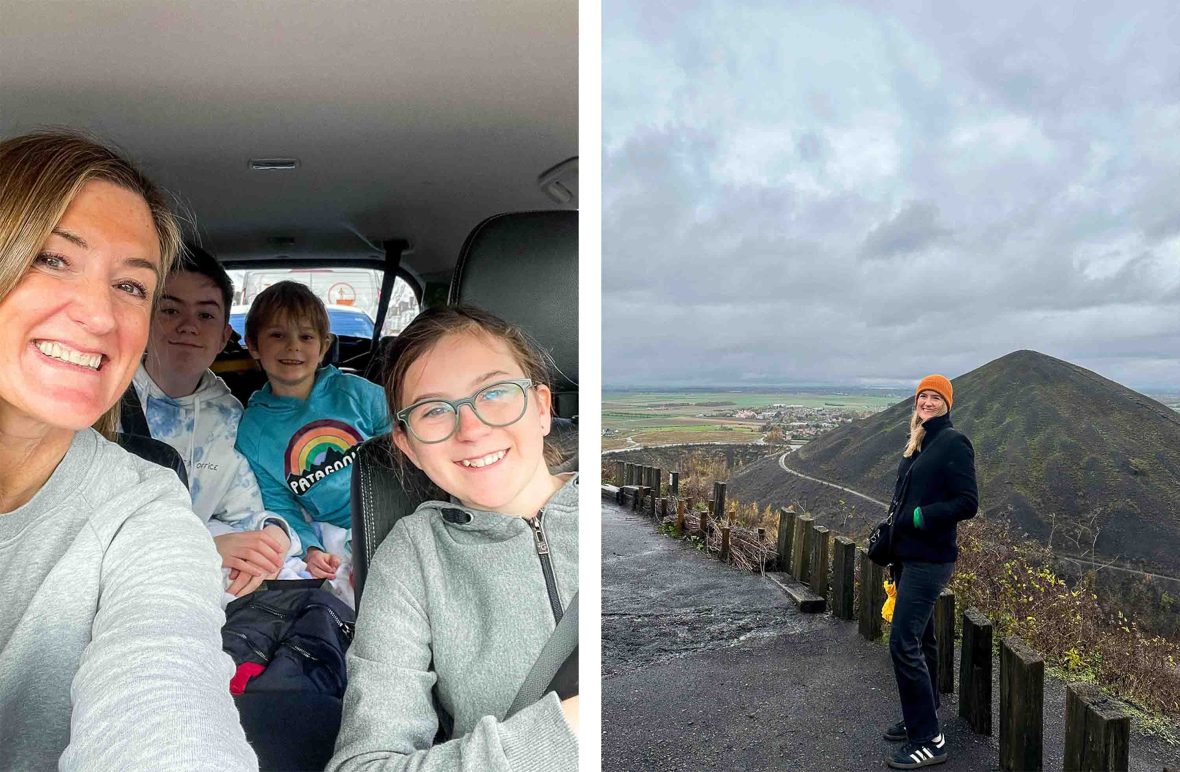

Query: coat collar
left=920, top=412, right=952, bottom=443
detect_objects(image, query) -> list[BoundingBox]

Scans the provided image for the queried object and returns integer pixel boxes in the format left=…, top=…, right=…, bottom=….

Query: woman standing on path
left=882, top=374, right=978, bottom=769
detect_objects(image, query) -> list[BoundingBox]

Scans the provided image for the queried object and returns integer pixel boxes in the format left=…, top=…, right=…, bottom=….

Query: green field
left=602, top=388, right=904, bottom=450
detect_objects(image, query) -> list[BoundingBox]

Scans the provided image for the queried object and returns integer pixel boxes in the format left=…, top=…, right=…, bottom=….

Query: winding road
left=777, top=451, right=887, bottom=508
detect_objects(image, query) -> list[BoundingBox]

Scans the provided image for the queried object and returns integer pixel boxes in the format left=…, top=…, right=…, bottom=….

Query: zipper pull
left=529, top=509, right=549, bottom=555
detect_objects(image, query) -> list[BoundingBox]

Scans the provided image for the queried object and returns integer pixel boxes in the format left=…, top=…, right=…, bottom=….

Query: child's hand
left=261, top=524, right=292, bottom=557
left=226, top=566, right=278, bottom=597
left=306, top=548, right=340, bottom=579
left=214, top=529, right=286, bottom=577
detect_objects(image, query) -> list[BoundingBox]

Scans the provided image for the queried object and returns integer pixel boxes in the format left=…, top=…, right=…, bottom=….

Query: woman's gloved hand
left=913, top=506, right=924, bottom=529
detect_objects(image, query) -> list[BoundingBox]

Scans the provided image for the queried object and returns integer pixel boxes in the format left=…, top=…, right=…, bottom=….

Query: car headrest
left=320, top=333, right=340, bottom=367
left=449, top=211, right=577, bottom=415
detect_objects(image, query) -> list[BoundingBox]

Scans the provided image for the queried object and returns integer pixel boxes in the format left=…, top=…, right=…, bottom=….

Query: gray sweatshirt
left=0, top=429, right=257, bottom=771
left=329, top=474, right=579, bottom=771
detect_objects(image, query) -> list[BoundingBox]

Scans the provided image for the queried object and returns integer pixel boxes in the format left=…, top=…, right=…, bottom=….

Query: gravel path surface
left=601, top=498, right=1179, bottom=771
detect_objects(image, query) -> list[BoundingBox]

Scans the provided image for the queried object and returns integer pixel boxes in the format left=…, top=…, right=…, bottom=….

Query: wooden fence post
left=809, top=525, right=830, bottom=599
left=659, top=497, right=668, bottom=518
left=857, top=548, right=885, bottom=641
left=675, top=500, right=686, bottom=535
left=633, top=486, right=647, bottom=512
left=713, top=482, right=727, bottom=523
left=720, top=526, right=731, bottom=562
left=653, top=467, right=662, bottom=498
left=935, top=589, right=956, bottom=694
left=958, top=608, right=992, bottom=735
left=776, top=507, right=796, bottom=571
left=648, top=489, right=657, bottom=518
left=1063, top=683, right=1129, bottom=772
left=1000, top=636, right=1044, bottom=772
left=670, top=471, right=679, bottom=496
left=830, top=536, right=855, bottom=620
left=614, top=461, right=624, bottom=485
left=793, top=515, right=815, bottom=582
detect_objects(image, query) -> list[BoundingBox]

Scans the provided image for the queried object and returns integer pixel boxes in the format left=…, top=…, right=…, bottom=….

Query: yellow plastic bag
left=882, top=580, right=897, bottom=622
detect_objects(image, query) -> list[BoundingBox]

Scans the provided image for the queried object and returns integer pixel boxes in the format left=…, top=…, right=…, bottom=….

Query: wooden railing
left=603, top=461, right=1138, bottom=772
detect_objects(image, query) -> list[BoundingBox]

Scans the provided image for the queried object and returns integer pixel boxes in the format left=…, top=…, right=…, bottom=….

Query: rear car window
left=226, top=268, right=419, bottom=338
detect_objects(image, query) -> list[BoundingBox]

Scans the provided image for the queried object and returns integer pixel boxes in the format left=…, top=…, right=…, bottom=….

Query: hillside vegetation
left=734, top=350, right=1180, bottom=576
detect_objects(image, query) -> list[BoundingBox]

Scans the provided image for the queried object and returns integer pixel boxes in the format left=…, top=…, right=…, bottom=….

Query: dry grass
left=952, top=516, right=1180, bottom=720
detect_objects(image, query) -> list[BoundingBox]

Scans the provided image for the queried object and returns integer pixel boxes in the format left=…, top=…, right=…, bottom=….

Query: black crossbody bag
left=867, top=431, right=947, bottom=566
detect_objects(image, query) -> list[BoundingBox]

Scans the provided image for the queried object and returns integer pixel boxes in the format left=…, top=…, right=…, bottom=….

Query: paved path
left=601, top=498, right=1179, bottom=771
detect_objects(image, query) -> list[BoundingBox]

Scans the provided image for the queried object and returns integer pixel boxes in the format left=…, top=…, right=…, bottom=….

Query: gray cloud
left=603, top=0, right=1180, bottom=390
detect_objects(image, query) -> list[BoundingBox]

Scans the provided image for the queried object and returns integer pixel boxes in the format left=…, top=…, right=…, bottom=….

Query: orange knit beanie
left=915, top=374, right=953, bottom=408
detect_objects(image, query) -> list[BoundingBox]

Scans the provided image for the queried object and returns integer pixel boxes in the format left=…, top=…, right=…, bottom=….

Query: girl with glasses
left=329, top=305, right=578, bottom=771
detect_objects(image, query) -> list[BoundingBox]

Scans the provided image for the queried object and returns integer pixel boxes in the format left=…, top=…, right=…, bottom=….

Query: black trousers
left=889, top=560, right=954, bottom=742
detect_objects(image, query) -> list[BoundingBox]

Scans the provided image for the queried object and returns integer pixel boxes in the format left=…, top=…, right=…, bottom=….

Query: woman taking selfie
left=0, top=132, right=255, bottom=770
left=882, top=374, right=977, bottom=770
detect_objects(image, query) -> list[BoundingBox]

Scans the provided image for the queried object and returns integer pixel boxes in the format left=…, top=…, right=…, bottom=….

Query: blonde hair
left=903, top=397, right=949, bottom=458
left=0, top=131, right=183, bottom=439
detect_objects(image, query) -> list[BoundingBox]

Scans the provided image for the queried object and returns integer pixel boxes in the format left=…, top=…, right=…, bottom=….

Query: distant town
left=603, top=386, right=1180, bottom=451
left=601, top=389, right=902, bottom=450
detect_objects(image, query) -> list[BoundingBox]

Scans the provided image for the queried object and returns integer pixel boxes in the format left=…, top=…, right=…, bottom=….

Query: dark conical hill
left=731, top=350, right=1180, bottom=574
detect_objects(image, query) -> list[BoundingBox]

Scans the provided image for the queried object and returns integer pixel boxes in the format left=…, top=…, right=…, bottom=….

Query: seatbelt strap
left=120, top=384, right=151, bottom=437
left=507, top=592, right=578, bottom=717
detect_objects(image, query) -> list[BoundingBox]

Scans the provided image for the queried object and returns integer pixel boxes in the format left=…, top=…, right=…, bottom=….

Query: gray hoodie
left=329, top=474, right=579, bottom=771
left=0, top=429, right=256, bottom=771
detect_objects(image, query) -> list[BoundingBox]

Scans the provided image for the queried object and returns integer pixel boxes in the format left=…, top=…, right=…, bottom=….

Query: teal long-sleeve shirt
left=236, top=366, right=390, bottom=556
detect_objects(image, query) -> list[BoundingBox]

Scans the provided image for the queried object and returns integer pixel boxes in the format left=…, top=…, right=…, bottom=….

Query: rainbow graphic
left=285, top=419, right=364, bottom=477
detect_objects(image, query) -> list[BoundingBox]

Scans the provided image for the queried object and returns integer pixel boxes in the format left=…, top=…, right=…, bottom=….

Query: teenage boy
left=131, top=245, right=298, bottom=596
left=235, top=281, right=389, bottom=581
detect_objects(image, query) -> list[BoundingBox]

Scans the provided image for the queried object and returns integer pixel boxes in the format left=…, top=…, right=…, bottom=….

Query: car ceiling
left=0, top=0, right=577, bottom=278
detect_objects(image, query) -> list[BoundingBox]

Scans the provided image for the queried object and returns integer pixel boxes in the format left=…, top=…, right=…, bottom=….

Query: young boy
left=235, top=281, right=389, bottom=581
left=131, top=244, right=298, bottom=597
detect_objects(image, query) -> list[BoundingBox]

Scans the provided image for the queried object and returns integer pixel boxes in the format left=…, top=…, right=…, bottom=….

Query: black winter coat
left=890, top=414, right=978, bottom=563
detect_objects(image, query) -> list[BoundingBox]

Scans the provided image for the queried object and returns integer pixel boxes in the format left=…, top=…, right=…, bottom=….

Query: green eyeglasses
left=396, top=378, right=535, bottom=444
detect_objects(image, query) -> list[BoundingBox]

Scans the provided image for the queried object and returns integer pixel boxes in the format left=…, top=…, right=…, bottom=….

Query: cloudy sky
left=603, top=1, right=1180, bottom=390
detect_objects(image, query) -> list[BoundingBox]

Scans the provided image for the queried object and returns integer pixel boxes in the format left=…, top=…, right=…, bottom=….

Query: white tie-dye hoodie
left=129, top=364, right=300, bottom=556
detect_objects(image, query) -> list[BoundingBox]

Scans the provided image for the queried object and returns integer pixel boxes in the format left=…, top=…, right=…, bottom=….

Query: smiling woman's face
left=0, top=179, right=161, bottom=434
left=915, top=389, right=947, bottom=422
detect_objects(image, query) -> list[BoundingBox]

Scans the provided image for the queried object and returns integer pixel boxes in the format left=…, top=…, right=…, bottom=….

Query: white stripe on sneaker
left=910, top=752, right=923, bottom=764
left=933, top=734, right=944, bottom=747
left=921, top=747, right=933, bottom=760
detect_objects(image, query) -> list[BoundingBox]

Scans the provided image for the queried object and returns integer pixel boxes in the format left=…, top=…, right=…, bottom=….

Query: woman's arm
left=61, top=477, right=256, bottom=771
left=916, top=433, right=978, bottom=527
left=328, top=524, right=578, bottom=772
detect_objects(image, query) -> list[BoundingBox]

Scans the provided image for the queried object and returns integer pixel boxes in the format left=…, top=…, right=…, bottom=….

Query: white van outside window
left=226, top=268, right=420, bottom=339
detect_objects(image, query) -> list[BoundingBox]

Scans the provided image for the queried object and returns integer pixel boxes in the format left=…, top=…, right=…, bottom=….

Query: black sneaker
left=886, top=734, right=947, bottom=768
left=883, top=720, right=907, bottom=741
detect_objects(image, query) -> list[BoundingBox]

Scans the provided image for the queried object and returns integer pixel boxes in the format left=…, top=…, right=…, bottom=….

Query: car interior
left=3, top=1, right=576, bottom=768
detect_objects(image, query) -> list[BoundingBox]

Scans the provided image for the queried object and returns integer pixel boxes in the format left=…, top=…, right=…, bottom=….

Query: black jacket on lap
left=890, top=413, right=978, bottom=564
